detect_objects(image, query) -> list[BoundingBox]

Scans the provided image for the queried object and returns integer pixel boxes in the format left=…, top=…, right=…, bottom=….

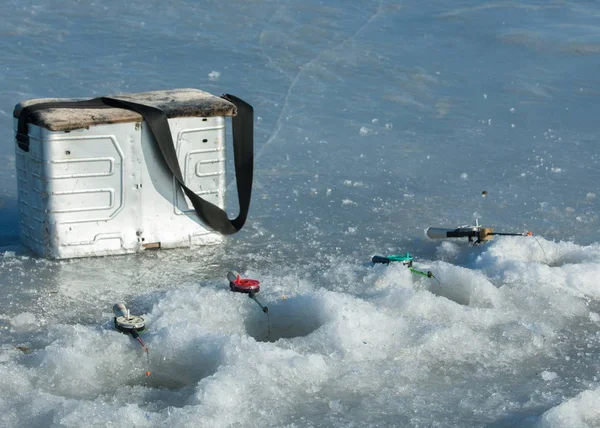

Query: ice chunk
left=10, top=312, right=36, bottom=329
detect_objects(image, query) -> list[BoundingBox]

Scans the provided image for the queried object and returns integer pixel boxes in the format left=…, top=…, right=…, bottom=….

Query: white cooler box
left=13, top=89, right=253, bottom=259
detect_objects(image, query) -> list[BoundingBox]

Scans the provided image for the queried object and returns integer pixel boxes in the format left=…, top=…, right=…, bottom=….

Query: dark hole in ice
left=245, top=294, right=325, bottom=342
left=122, top=337, right=225, bottom=408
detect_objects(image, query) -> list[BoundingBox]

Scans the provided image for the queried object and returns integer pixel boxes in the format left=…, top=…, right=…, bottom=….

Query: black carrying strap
left=16, top=94, right=253, bottom=235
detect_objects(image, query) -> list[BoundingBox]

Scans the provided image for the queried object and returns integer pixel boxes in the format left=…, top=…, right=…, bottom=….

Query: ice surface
left=1, top=0, right=600, bottom=426
left=538, top=388, right=600, bottom=428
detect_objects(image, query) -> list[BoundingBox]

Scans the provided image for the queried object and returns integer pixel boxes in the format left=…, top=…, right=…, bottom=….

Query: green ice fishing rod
left=409, top=267, right=435, bottom=278
left=372, top=253, right=413, bottom=264
left=371, top=253, right=437, bottom=280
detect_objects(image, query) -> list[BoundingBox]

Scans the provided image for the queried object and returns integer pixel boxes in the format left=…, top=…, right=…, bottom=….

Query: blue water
left=1, top=1, right=600, bottom=427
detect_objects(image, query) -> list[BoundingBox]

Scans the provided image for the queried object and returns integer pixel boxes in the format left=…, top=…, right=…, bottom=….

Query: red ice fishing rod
left=426, top=219, right=532, bottom=245
left=113, top=303, right=151, bottom=376
left=227, top=271, right=270, bottom=340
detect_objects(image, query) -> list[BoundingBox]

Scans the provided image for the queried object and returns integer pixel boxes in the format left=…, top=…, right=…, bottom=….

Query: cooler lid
left=13, top=88, right=237, bottom=132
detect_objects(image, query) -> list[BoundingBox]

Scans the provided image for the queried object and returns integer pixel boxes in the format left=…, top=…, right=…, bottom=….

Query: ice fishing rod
left=371, top=253, right=440, bottom=284
left=113, top=303, right=151, bottom=376
left=227, top=271, right=270, bottom=340
left=426, top=219, right=532, bottom=245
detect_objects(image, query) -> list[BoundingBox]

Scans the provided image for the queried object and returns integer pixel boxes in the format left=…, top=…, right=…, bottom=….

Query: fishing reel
left=227, top=271, right=268, bottom=313
left=227, top=271, right=261, bottom=294
left=113, top=303, right=150, bottom=375
left=113, top=303, right=146, bottom=334
left=227, top=271, right=271, bottom=340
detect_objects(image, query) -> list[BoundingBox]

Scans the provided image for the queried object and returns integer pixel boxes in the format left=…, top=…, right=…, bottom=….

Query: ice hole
left=245, top=294, right=325, bottom=342
left=130, top=336, right=224, bottom=392
left=420, top=268, right=500, bottom=309
left=29, top=332, right=227, bottom=410
left=124, top=369, right=204, bottom=392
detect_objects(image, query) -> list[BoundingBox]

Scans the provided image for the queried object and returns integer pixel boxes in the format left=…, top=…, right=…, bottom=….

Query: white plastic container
left=14, top=89, right=245, bottom=259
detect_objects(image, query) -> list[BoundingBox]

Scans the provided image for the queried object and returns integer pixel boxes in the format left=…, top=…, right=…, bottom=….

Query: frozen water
left=1, top=0, right=600, bottom=427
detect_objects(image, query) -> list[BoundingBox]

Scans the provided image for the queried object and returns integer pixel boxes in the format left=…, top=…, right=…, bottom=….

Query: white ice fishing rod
left=426, top=219, right=532, bottom=245
left=113, top=303, right=151, bottom=376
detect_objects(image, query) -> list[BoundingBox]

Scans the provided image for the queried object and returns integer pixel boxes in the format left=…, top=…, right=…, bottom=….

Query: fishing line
left=488, top=230, right=548, bottom=262
left=532, top=235, right=548, bottom=263
left=249, top=292, right=271, bottom=341
left=132, top=332, right=149, bottom=359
